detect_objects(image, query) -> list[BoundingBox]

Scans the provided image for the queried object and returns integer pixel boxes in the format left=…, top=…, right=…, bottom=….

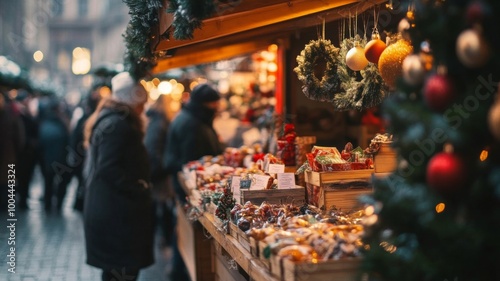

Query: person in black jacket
left=144, top=95, right=174, bottom=247
left=83, top=72, right=153, bottom=281
left=163, top=83, right=223, bottom=281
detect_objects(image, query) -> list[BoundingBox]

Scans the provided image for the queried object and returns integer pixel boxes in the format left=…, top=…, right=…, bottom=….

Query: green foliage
left=123, top=0, right=162, bottom=80
left=361, top=1, right=500, bottom=280
left=167, top=0, right=217, bottom=40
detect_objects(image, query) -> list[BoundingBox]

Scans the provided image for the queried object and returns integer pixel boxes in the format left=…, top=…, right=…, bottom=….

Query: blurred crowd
left=0, top=84, right=107, bottom=212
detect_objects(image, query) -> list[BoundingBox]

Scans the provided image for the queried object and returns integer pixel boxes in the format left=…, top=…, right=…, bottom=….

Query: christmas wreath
left=333, top=36, right=389, bottom=111
left=294, top=39, right=341, bottom=102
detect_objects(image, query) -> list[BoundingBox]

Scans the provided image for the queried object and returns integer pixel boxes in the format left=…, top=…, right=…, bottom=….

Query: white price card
left=277, top=173, right=296, bottom=189
left=250, top=174, right=271, bottom=190
left=231, top=176, right=241, bottom=202
left=268, top=164, right=285, bottom=174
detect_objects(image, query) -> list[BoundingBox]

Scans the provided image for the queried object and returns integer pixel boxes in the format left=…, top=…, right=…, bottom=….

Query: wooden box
left=305, top=171, right=373, bottom=210
left=374, top=142, right=397, bottom=173
left=282, top=257, right=361, bottom=281
left=258, top=240, right=271, bottom=269
left=229, top=222, right=251, bottom=253
left=317, top=187, right=372, bottom=210
left=249, top=237, right=259, bottom=258
left=239, top=186, right=306, bottom=205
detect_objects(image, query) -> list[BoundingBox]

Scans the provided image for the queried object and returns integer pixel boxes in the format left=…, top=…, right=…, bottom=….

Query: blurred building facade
left=0, top=0, right=129, bottom=100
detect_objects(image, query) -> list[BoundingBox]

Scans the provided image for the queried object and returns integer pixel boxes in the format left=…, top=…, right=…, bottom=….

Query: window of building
left=78, top=0, right=88, bottom=17
left=52, top=0, right=64, bottom=17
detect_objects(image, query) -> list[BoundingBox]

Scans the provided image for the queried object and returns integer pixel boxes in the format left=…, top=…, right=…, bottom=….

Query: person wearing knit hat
left=162, top=83, right=223, bottom=280
left=110, top=71, right=148, bottom=115
left=83, top=72, right=154, bottom=281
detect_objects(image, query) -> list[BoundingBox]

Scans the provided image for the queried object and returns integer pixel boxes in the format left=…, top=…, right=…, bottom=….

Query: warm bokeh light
left=158, top=81, right=173, bottom=94
left=435, top=203, right=446, bottom=213
left=365, top=205, right=375, bottom=216
left=480, top=150, right=488, bottom=161
left=152, top=77, right=160, bottom=87
left=99, top=86, right=111, bottom=98
left=72, top=47, right=91, bottom=75
left=149, top=88, right=160, bottom=101
left=189, top=81, right=199, bottom=90
left=33, top=50, right=44, bottom=62
left=268, top=44, right=278, bottom=52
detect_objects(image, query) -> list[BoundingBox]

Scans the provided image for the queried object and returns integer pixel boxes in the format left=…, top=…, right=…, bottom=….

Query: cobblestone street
left=0, top=168, right=171, bottom=281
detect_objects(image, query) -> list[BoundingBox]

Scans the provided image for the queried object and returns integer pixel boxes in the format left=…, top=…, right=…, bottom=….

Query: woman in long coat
left=83, top=72, right=154, bottom=281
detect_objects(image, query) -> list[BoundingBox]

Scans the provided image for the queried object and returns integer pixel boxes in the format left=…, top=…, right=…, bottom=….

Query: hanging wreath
left=333, top=36, right=389, bottom=111
left=294, top=39, right=341, bottom=102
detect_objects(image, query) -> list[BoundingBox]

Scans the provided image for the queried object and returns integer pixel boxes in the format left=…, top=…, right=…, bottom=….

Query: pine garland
left=167, top=0, right=217, bottom=40
left=293, top=39, right=341, bottom=102
left=123, top=0, right=163, bottom=80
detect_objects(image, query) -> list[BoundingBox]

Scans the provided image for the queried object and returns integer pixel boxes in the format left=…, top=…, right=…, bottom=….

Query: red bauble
left=423, top=74, right=456, bottom=112
left=426, top=152, right=466, bottom=193
left=364, top=33, right=387, bottom=64
left=466, top=0, right=491, bottom=24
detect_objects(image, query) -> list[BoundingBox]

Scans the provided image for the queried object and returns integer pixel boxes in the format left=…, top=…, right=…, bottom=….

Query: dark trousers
left=102, top=268, right=139, bottom=281
left=41, top=165, right=72, bottom=210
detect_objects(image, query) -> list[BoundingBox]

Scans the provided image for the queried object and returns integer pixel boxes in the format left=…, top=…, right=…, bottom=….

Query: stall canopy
left=152, top=0, right=387, bottom=73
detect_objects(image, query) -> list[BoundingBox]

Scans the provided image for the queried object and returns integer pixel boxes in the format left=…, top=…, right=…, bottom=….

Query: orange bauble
left=378, top=39, right=413, bottom=89
left=364, top=33, right=386, bottom=64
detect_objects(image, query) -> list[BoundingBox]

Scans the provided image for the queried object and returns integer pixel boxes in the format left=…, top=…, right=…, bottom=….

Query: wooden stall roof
left=152, top=0, right=387, bottom=73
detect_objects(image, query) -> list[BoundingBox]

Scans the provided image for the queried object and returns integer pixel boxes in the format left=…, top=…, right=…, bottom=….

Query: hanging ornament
left=423, top=74, right=456, bottom=112
left=346, top=41, right=369, bottom=71
left=402, top=54, right=425, bottom=86
left=426, top=151, right=467, bottom=193
left=456, top=28, right=490, bottom=69
left=364, top=33, right=386, bottom=64
left=364, top=8, right=386, bottom=64
left=488, top=86, right=500, bottom=141
left=466, top=0, right=492, bottom=24
left=378, top=39, right=413, bottom=89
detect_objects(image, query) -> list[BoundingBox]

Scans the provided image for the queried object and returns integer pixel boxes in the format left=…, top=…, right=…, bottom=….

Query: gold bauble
left=456, top=28, right=490, bottom=68
left=489, top=97, right=500, bottom=141
left=378, top=39, right=413, bottom=89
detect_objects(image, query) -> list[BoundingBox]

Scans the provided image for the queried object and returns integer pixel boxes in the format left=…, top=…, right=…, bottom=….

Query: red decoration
left=364, top=33, right=387, bottom=64
left=426, top=152, right=467, bottom=192
left=424, top=74, right=456, bottom=112
left=466, top=0, right=491, bottom=24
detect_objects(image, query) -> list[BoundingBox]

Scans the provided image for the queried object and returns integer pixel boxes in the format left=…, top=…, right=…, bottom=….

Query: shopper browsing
left=83, top=72, right=154, bottom=281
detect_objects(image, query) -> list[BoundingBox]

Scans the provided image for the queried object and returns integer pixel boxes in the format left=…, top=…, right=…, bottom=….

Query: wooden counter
left=197, top=212, right=279, bottom=281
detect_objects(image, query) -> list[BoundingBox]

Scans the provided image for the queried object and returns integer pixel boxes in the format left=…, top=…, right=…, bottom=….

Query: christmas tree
left=361, top=1, right=500, bottom=280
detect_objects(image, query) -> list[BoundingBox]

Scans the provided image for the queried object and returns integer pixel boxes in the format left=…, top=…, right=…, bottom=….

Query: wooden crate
left=305, top=170, right=373, bottom=210
left=258, top=240, right=271, bottom=269
left=240, top=186, right=306, bottom=205
left=250, top=237, right=259, bottom=258
left=304, top=170, right=373, bottom=186
left=282, top=257, right=361, bottom=281
left=374, top=143, right=397, bottom=173
left=317, top=187, right=372, bottom=210
left=229, top=222, right=251, bottom=253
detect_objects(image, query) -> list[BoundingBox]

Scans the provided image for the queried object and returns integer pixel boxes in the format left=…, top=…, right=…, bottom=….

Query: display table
left=177, top=202, right=278, bottom=281
left=177, top=170, right=278, bottom=281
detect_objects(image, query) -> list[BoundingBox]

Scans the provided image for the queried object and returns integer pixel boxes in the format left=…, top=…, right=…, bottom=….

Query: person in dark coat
left=69, top=86, right=102, bottom=211
left=16, top=91, right=39, bottom=209
left=163, top=83, right=223, bottom=281
left=83, top=72, right=154, bottom=281
left=37, top=96, right=70, bottom=211
left=0, top=91, right=24, bottom=213
left=144, top=95, right=174, bottom=247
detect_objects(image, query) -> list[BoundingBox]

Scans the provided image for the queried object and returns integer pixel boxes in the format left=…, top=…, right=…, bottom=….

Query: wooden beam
left=155, top=0, right=360, bottom=52
left=153, top=37, right=278, bottom=72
